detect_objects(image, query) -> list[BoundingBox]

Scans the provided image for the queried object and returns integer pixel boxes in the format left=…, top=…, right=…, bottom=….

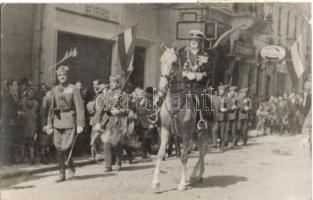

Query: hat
left=218, top=85, right=228, bottom=91
left=56, top=65, right=69, bottom=74
left=109, top=75, right=121, bottom=83
left=229, top=86, right=238, bottom=91
left=189, top=30, right=205, bottom=40
left=239, top=88, right=249, bottom=93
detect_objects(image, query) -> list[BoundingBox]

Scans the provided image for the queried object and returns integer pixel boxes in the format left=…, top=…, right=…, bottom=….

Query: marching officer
left=179, top=29, right=210, bottom=130
left=101, top=75, right=129, bottom=172
left=225, top=86, right=239, bottom=148
left=236, top=88, right=252, bottom=146
left=46, top=65, right=85, bottom=182
left=87, top=83, right=109, bottom=160
left=211, top=85, right=228, bottom=152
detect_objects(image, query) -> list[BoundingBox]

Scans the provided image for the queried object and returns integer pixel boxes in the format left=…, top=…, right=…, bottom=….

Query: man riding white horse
left=152, top=30, right=211, bottom=191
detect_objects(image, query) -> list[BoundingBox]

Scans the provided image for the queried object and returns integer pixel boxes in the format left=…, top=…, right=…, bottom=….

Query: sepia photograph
left=0, top=1, right=312, bottom=200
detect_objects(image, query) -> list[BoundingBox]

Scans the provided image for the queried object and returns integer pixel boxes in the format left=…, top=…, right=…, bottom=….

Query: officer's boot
left=67, top=157, right=75, bottom=180
left=103, top=142, right=112, bottom=172
left=56, top=151, right=65, bottom=182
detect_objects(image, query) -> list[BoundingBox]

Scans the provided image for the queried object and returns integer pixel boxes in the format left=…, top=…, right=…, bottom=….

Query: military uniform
left=211, top=85, right=228, bottom=151
left=225, top=86, right=239, bottom=147
left=236, top=88, right=251, bottom=145
left=179, top=30, right=210, bottom=130
left=47, top=66, right=85, bottom=182
left=88, top=86, right=110, bottom=159
left=101, top=75, right=129, bottom=172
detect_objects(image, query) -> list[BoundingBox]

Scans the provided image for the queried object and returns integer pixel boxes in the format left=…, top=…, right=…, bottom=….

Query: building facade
left=1, top=3, right=311, bottom=100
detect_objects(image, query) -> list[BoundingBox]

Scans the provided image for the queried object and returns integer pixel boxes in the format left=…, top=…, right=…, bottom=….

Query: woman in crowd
left=21, top=88, right=39, bottom=164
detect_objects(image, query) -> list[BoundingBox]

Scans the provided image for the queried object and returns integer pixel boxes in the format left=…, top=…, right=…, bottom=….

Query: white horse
left=152, top=46, right=209, bottom=191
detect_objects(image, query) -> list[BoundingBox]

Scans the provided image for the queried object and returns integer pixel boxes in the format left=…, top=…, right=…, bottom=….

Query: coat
left=211, top=95, right=227, bottom=122
left=47, top=84, right=85, bottom=129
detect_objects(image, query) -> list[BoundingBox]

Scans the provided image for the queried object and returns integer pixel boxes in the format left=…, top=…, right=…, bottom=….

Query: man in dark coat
left=1, top=80, right=20, bottom=164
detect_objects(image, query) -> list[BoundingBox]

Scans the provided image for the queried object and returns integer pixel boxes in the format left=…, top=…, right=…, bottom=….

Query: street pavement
left=1, top=134, right=311, bottom=200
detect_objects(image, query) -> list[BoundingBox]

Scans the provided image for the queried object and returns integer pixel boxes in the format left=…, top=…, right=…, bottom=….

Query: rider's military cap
left=189, top=30, right=205, bottom=40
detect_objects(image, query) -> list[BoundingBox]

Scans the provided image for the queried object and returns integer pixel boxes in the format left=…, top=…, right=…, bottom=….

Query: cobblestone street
left=1, top=135, right=311, bottom=200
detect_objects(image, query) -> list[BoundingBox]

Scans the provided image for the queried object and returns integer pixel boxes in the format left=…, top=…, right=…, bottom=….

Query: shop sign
left=57, top=4, right=119, bottom=23
left=260, top=45, right=286, bottom=61
left=233, top=41, right=254, bottom=57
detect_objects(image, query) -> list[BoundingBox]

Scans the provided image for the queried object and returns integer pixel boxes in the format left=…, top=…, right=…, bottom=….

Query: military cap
left=109, top=75, right=122, bottom=83
left=229, top=86, right=238, bottom=91
left=56, top=65, right=70, bottom=74
left=218, top=85, right=228, bottom=91
left=189, top=30, right=205, bottom=40
left=239, top=88, right=249, bottom=93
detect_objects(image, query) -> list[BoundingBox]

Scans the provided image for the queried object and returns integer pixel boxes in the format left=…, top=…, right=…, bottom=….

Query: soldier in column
left=46, top=66, right=85, bottom=182
left=211, top=85, right=228, bottom=152
left=236, top=88, right=252, bottom=146
left=225, top=86, right=239, bottom=148
left=101, top=75, right=129, bottom=172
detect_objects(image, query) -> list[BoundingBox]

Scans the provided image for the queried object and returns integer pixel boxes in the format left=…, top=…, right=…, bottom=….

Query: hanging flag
left=290, top=34, right=305, bottom=79
left=212, top=23, right=247, bottom=49
left=117, top=26, right=137, bottom=74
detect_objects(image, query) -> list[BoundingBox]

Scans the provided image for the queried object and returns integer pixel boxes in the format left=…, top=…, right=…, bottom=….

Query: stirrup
left=197, top=119, right=208, bottom=130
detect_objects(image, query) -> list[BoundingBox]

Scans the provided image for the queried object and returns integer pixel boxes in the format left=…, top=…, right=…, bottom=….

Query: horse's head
left=160, top=45, right=177, bottom=77
left=159, top=44, right=178, bottom=93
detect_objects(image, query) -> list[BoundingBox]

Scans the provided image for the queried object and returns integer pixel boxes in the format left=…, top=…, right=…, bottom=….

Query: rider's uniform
left=178, top=30, right=211, bottom=129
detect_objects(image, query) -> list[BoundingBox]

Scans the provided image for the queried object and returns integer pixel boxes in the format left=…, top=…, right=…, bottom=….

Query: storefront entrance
left=57, top=31, right=113, bottom=88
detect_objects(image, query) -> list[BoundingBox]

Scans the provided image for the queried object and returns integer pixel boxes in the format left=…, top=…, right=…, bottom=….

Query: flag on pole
left=212, top=24, right=247, bottom=49
left=117, top=26, right=137, bottom=74
left=289, top=34, right=305, bottom=79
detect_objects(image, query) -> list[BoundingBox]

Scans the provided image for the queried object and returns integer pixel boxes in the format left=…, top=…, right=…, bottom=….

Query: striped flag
left=289, top=34, right=305, bottom=79
left=117, top=26, right=137, bottom=74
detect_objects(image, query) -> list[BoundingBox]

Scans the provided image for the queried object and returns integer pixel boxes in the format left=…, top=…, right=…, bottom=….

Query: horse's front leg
left=152, top=127, right=169, bottom=191
left=198, top=130, right=209, bottom=181
left=190, top=129, right=209, bottom=185
left=177, top=133, right=190, bottom=191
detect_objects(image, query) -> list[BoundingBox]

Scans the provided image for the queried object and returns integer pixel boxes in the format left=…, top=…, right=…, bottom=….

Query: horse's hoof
left=177, top=183, right=187, bottom=191
left=152, top=181, right=160, bottom=190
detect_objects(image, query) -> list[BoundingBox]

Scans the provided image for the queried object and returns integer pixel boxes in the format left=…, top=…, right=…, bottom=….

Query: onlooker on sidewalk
left=256, top=103, right=268, bottom=135
left=21, top=88, right=39, bottom=165
left=0, top=80, right=21, bottom=165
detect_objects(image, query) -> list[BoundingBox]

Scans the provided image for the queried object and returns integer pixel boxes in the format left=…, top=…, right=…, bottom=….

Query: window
left=286, top=11, right=290, bottom=37
left=277, top=7, right=282, bottom=35
left=294, top=15, right=297, bottom=39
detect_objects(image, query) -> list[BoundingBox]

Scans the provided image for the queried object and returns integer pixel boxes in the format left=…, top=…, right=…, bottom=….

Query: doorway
left=57, top=31, right=113, bottom=88
left=129, top=46, right=146, bottom=89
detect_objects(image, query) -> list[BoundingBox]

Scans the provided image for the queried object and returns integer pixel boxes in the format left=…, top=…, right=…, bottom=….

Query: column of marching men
left=1, top=70, right=311, bottom=181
